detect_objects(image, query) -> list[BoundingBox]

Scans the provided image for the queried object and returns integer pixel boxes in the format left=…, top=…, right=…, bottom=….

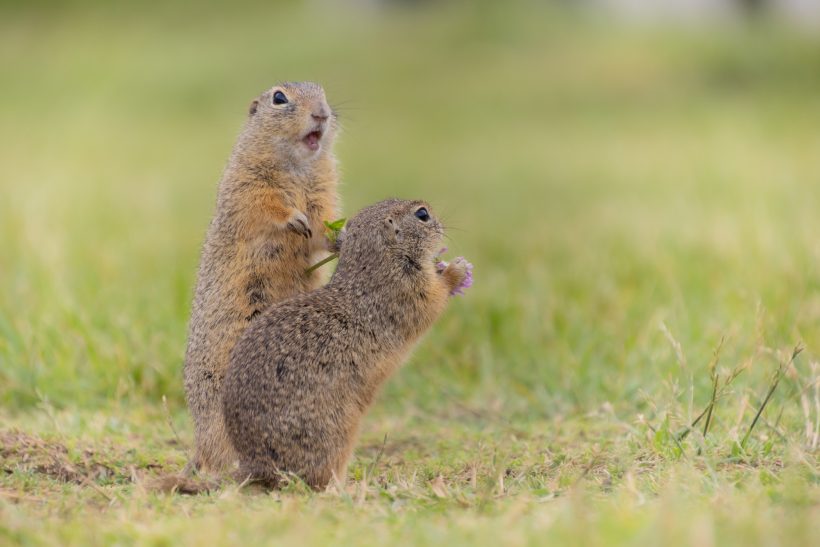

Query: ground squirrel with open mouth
left=184, top=82, right=340, bottom=475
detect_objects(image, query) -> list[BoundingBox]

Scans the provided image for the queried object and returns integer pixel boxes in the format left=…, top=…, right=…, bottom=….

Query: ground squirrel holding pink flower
left=184, top=82, right=340, bottom=475
left=222, top=199, right=472, bottom=489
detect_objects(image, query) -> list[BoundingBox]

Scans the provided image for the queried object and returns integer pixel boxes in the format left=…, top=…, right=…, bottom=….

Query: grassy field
left=1, top=1, right=819, bottom=545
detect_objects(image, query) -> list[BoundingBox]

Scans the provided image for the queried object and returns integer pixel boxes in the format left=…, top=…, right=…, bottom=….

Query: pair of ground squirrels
left=222, top=199, right=470, bottom=489
left=184, top=82, right=340, bottom=474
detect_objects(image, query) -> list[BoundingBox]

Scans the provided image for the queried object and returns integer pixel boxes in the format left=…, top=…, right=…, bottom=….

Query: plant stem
left=740, top=344, right=803, bottom=449
left=305, top=253, right=339, bottom=275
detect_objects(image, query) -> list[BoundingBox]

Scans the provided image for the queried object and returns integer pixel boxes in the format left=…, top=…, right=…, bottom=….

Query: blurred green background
left=1, top=2, right=818, bottom=545
left=1, top=0, right=819, bottom=417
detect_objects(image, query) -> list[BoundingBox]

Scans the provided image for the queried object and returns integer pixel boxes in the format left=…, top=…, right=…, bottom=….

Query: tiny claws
left=287, top=212, right=312, bottom=239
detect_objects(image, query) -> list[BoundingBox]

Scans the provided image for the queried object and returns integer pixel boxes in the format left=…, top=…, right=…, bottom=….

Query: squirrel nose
left=311, top=104, right=330, bottom=122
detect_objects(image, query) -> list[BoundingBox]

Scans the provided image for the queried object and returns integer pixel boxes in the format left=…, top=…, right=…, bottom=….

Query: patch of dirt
left=1, top=429, right=217, bottom=497
left=1, top=429, right=118, bottom=484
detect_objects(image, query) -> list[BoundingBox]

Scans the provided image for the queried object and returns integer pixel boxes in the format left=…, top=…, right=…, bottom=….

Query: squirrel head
left=335, top=199, right=444, bottom=276
left=243, top=81, right=337, bottom=164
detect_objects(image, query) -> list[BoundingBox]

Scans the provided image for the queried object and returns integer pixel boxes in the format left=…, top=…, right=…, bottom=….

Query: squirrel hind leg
left=193, top=418, right=240, bottom=475
left=146, top=473, right=220, bottom=496
left=232, top=459, right=283, bottom=490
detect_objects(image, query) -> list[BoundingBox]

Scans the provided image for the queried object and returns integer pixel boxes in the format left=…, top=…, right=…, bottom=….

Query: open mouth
left=302, top=129, right=323, bottom=151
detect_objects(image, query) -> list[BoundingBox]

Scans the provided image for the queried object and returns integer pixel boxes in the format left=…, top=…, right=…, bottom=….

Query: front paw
left=444, top=259, right=467, bottom=285
left=441, top=257, right=473, bottom=296
left=286, top=210, right=312, bottom=239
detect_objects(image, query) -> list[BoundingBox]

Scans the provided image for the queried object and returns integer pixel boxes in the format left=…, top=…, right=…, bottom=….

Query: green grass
left=1, top=1, right=819, bottom=545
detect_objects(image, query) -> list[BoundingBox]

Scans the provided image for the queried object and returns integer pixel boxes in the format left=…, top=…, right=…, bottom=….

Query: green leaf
left=324, top=218, right=347, bottom=232
left=731, top=441, right=744, bottom=458
left=323, top=218, right=347, bottom=245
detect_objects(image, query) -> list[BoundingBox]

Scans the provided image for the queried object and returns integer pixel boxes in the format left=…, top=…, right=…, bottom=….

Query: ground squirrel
left=184, top=82, right=340, bottom=474
left=222, top=199, right=470, bottom=490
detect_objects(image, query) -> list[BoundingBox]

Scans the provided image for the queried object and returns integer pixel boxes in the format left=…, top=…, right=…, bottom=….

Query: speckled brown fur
left=184, top=82, right=340, bottom=474
left=222, top=199, right=468, bottom=490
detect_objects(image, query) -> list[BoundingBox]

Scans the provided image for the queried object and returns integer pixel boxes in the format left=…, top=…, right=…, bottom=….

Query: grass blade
left=740, top=344, right=804, bottom=449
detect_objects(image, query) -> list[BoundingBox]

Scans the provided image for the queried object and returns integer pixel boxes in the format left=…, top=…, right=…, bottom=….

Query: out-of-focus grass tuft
left=1, top=1, right=818, bottom=545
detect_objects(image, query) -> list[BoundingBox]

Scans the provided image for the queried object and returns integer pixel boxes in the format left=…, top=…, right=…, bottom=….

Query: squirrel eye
left=272, top=91, right=288, bottom=105
left=414, top=207, right=430, bottom=222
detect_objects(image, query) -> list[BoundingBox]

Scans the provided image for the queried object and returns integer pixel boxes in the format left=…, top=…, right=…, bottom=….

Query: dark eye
left=272, top=91, right=288, bottom=105
left=414, top=207, right=430, bottom=222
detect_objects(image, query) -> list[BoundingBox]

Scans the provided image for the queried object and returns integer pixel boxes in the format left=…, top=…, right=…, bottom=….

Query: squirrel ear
left=248, top=99, right=259, bottom=116
left=383, top=216, right=400, bottom=241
